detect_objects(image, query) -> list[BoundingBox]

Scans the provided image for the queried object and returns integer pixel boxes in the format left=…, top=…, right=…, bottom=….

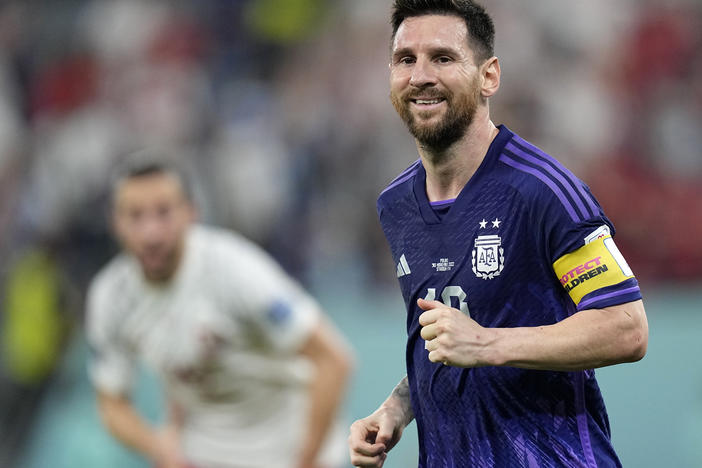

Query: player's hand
left=418, top=298, right=496, bottom=368
left=348, top=406, right=406, bottom=467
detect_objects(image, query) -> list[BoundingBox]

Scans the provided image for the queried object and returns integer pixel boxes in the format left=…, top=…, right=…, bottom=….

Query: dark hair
left=391, top=0, right=495, bottom=63
left=110, top=149, right=193, bottom=202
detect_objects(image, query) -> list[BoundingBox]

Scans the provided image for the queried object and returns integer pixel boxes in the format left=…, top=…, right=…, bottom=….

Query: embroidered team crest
left=472, top=235, right=504, bottom=279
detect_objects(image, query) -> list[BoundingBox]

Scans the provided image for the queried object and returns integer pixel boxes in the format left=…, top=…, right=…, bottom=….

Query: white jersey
left=86, top=225, right=346, bottom=468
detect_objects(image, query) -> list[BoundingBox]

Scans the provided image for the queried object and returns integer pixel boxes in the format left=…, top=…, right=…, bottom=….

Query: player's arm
left=419, top=298, right=647, bottom=371
left=96, top=390, right=186, bottom=468
left=499, top=231, right=648, bottom=370
left=491, top=299, right=646, bottom=370
left=421, top=228, right=648, bottom=371
left=296, top=316, right=354, bottom=468
left=348, top=376, right=414, bottom=468
left=87, top=278, right=185, bottom=467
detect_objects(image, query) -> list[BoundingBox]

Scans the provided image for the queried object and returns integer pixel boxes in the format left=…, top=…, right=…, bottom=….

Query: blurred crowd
left=0, top=0, right=700, bottom=465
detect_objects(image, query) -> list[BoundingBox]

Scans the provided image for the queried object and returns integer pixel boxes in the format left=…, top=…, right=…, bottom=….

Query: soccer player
left=348, top=1, right=648, bottom=467
left=86, top=156, right=353, bottom=468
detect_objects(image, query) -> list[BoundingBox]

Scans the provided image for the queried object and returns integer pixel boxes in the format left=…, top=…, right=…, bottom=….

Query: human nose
left=139, top=214, right=166, bottom=244
left=409, top=57, right=436, bottom=88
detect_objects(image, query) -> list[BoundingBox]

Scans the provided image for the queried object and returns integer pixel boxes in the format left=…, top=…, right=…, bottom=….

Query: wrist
left=379, top=399, right=412, bottom=428
left=296, top=454, right=316, bottom=468
left=147, top=426, right=181, bottom=466
left=145, top=436, right=165, bottom=464
left=481, top=327, right=507, bottom=367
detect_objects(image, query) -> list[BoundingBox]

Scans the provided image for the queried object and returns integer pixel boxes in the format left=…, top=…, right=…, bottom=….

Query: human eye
left=392, top=48, right=415, bottom=65
left=436, top=55, right=453, bottom=64
left=397, top=55, right=415, bottom=65
left=126, top=209, right=143, bottom=226
left=130, top=209, right=142, bottom=221
left=156, top=204, right=173, bottom=221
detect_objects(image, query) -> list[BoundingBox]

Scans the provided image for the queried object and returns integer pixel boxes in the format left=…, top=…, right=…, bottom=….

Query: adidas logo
left=396, top=254, right=411, bottom=278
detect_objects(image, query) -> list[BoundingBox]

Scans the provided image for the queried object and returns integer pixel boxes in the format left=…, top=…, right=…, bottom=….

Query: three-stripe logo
left=396, top=254, right=411, bottom=278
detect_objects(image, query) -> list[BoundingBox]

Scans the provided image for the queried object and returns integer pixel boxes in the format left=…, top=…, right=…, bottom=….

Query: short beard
left=391, top=80, right=479, bottom=152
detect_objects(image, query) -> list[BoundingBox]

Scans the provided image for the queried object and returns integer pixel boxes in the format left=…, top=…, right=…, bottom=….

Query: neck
left=418, top=110, right=498, bottom=202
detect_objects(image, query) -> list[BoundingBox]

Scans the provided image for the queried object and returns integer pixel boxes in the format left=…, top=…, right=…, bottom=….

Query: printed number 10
left=425, top=286, right=471, bottom=317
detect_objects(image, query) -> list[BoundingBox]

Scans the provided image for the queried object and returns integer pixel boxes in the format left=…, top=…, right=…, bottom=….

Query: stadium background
left=0, top=0, right=700, bottom=466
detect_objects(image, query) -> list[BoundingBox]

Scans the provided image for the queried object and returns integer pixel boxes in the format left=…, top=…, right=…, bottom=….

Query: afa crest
left=472, top=235, right=504, bottom=280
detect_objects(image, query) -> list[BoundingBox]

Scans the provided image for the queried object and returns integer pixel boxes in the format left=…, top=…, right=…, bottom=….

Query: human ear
left=481, top=56, right=500, bottom=98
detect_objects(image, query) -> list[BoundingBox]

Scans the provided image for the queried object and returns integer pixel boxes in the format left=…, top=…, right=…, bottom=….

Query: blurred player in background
left=349, top=1, right=648, bottom=467
left=86, top=154, right=353, bottom=468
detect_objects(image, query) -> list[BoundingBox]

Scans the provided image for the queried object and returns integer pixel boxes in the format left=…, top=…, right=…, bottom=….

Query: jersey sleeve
left=85, top=276, right=136, bottom=395
left=216, top=235, right=320, bottom=354
left=537, top=176, right=642, bottom=311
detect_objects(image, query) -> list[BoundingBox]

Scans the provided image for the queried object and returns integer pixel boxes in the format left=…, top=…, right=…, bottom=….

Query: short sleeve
left=533, top=169, right=642, bottom=311
left=214, top=235, right=320, bottom=354
left=252, top=282, right=320, bottom=353
left=85, top=277, right=136, bottom=395
left=552, top=232, right=641, bottom=310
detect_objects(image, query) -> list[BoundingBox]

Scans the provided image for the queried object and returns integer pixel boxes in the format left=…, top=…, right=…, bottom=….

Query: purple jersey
left=377, top=125, right=641, bottom=467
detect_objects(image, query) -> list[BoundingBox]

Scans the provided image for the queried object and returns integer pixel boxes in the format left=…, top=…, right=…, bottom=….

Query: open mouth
left=410, top=97, right=446, bottom=107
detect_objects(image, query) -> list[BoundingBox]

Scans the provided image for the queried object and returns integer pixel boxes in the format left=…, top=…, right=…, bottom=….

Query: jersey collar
left=413, top=124, right=514, bottom=225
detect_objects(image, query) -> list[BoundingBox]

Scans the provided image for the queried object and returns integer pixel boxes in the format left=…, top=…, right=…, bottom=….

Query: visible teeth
left=416, top=99, right=441, bottom=105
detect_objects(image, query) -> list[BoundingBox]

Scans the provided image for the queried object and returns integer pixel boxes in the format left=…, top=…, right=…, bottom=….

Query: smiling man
left=348, top=1, right=648, bottom=467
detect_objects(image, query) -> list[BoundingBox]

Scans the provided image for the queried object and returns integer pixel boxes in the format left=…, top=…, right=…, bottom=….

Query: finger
left=350, top=451, right=386, bottom=468
left=348, top=429, right=386, bottom=457
left=424, top=338, right=438, bottom=352
left=427, top=349, right=447, bottom=364
left=417, top=298, right=443, bottom=311
left=350, top=441, right=386, bottom=458
left=419, top=323, right=438, bottom=341
left=418, top=308, right=442, bottom=327
left=348, top=443, right=385, bottom=458
left=349, top=434, right=385, bottom=457
left=374, top=421, right=397, bottom=448
left=351, top=444, right=388, bottom=467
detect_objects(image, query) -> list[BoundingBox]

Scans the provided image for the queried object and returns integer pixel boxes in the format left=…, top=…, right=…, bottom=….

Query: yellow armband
left=553, top=235, right=635, bottom=305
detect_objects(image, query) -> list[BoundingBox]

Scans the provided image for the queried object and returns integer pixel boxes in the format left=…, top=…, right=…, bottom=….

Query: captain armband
left=552, top=235, right=635, bottom=306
